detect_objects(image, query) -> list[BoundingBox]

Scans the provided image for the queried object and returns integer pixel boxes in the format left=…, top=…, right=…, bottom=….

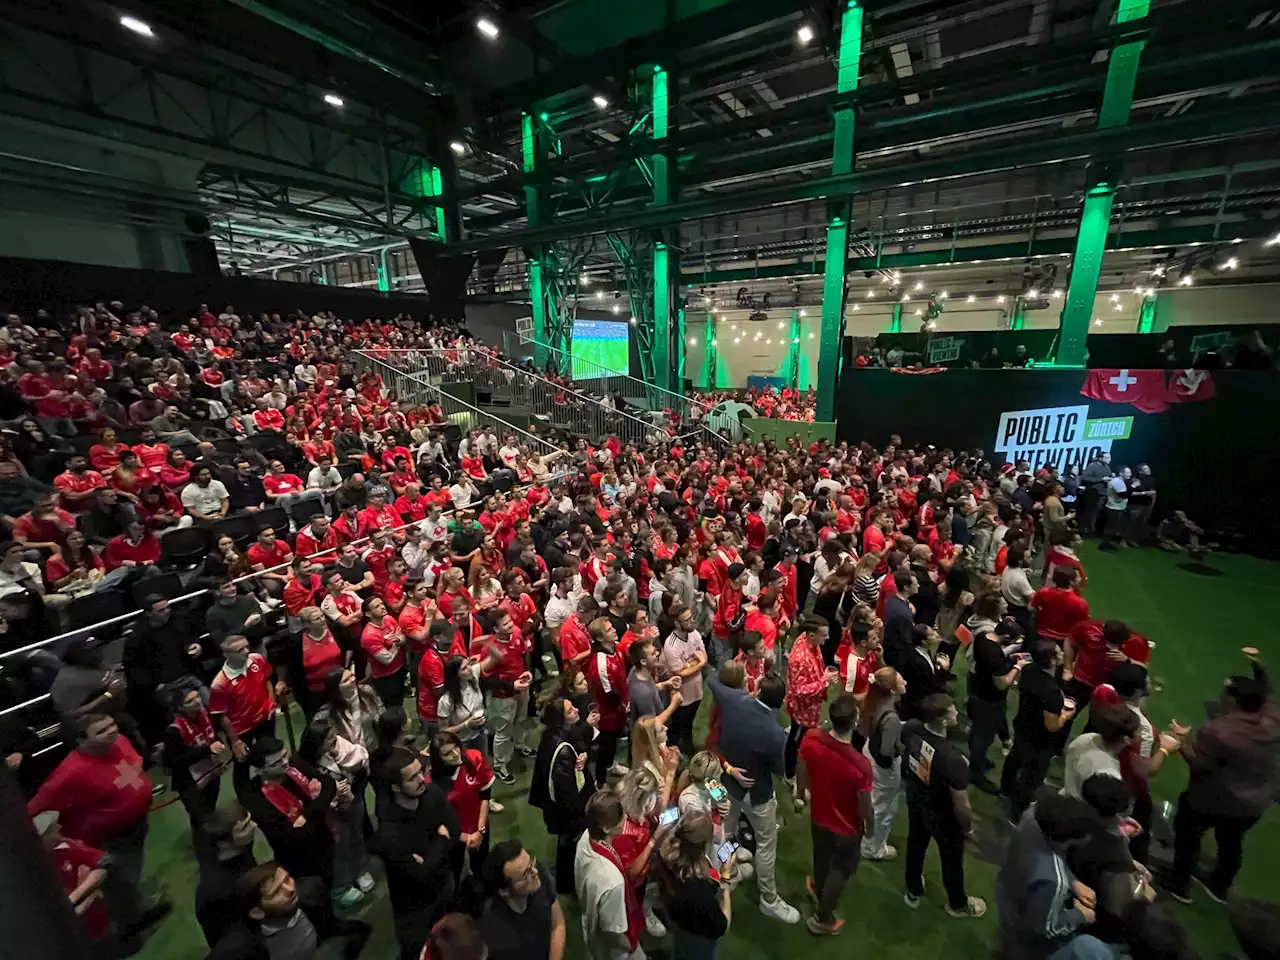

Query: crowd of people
left=691, top=387, right=817, bottom=421
left=0, top=299, right=1277, bottom=960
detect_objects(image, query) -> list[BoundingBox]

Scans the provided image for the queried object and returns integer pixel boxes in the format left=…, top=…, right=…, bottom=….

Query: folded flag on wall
left=1080, top=368, right=1216, bottom=414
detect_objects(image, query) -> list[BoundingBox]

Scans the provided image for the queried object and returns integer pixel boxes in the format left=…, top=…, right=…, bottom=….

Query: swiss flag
left=1165, top=368, right=1216, bottom=405
left=1080, top=369, right=1169, bottom=414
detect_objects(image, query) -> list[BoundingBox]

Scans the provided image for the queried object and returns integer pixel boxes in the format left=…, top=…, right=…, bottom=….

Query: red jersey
left=103, top=534, right=161, bottom=571
left=745, top=513, right=767, bottom=552
left=834, top=642, right=879, bottom=697
left=798, top=730, right=873, bottom=837
left=53, top=470, right=107, bottom=511
left=501, top=593, right=539, bottom=637
left=253, top=408, right=285, bottom=431
left=1031, top=586, right=1090, bottom=642
left=416, top=647, right=446, bottom=722
left=247, top=539, right=292, bottom=571
left=361, top=543, right=396, bottom=591
left=440, top=750, right=495, bottom=834
left=331, top=513, right=369, bottom=545
left=133, top=442, right=169, bottom=473
left=586, top=649, right=629, bottom=732
left=27, top=738, right=152, bottom=846
left=282, top=574, right=323, bottom=617
left=294, top=524, right=339, bottom=562
left=263, top=473, right=305, bottom=497
left=49, top=839, right=111, bottom=938
left=394, top=494, right=428, bottom=523
left=711, top=585, right=744, bottom=639
left=775, top=561, right=798, bottom=622
left=398, top=601, right=433, bottom=655
left=743, top=608, right=778, bottom=651
left=361, top=615, right=406, bottom=678
left=1070, top=620, right=1152, bottom=688
left=209, top=653, right=275, bottom=735
left=88, top=443, right=129, bottom=473
left=559, top=614, right=591, bottom=664
left=302, top=629, right=343, bottom=691
left=470, top=633, right=530, bottom=694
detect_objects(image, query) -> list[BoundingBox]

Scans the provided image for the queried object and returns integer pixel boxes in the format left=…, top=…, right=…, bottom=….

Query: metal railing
left=372, top=348, right=673, bottom=450
left=352, top=349, right=561, bottom=456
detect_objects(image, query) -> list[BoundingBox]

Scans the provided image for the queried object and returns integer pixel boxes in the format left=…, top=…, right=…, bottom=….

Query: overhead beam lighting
left=476, top=17, right=500, bottom=39
left=323, top=93, right=345, bottom=108
left=592, top=95, right=609, bottom=109
left=119, top=14, right=153, bottom=37
left=450, top=141, right=467, bottom=155
left=797, top=24, right=815, bottom=44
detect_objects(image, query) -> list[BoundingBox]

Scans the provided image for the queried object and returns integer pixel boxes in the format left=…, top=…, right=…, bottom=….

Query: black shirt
left=662, top=868, right=728, bottom=940
left=224, top=473, right=266, bottom=511
left=970, top=632, right=1013, bottom=703
left=336, top=557, right=370, bottom=588
left=901, top=719, right=968, bottom=824
left=1013, top=667, right=1065, bottom=750
left=478, top=865, right=558, bottom=960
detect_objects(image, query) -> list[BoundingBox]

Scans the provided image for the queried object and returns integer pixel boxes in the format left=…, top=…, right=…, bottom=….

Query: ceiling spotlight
left=595, top=291, right=604, bottom=300
left=913, top=281, right=924, bottom=292
left=892, top=271, right=902, bottom=282
left=1052, top=289, right=1063, bottom=299
left=1110, top=293, right=1120, bottom=303
left=1152, top=264, right=1167, bottom=277
left=1113, top=302, right=1123, bottom=311
left=688, top=337, right=697, bottom=345
left=450, top=141, right=467, bottom=155
left=1179, top=274, right=1194, bottom=286
left=797, top=24, right=815, bottom=44
left=1028, top=289, right=1039, bottom=299
left=1267, top=233, right=1280, bottom=247
left=1221, top=257, right=1239, bottom=270
left=808, top=332, right=815, bottom=339
left=1094, top=318, right=1104, bottom=326
left=913, top=308, right=923, bottom=316
left=799, top=309, right=807, bottom=317
left=593, top=95, right=609, bottom=109
left=939, top=291, right=948, bottom=300
left=997, top=295, right=1007, bottom=304
left=323, top=93, right=345, bottom=108
left=866, top=290, right=874, bottom=299
left=119, top=14, right=154, bottom=37
left=629, top=317, right=637, bottom=325
left=901, top=294, right=910, bottom=303
left=735, top=337, right=742, bottom=344
left=925, top=321, right=936, bottom=330
left=710, top=338, right=717, bottom=346
left=967, top=295, right=976, bottom=303
left=852, top=304, right=860, bottom=311
left=611, top=304, right=620, bottom=313
left=476, top=17, right=500, bottom=39
left=766, top=338, right=773, bottom=345
left=792, top=337, right=801, bottom=344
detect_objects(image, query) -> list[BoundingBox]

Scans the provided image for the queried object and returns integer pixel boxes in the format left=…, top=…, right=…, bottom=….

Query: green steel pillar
left=787, top=309, right=802, bottom=389
left=376, top=249, right=390, bottom=292
left=652, top=66, right=680, bottom=396
left=702, top=316, right=718, bottom=389
left=887, top=302, right=902, bottom=333
left=816, top=1, right=862, bottom=422
left=1010, top=297, right=1028, bottom=331
left=1136, top=292, right=1160, bottom=333
left=1057, top=0, right=1150, bottom=365
left=523, top=113, right=553, bottom=372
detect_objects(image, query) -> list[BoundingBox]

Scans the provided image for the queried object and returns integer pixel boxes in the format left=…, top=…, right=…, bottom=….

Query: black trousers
left=448, top=832, right=491, bottom=887
left=904, top=804, right=967, bottom=910
left=371, top=668, right=407, bottom=711
left=594, top=729, right=621, bottom=787
left=1170, top=790, right=1260, bottom=898
left=784, top=723, right=809, bottom=780
left=810, top=822, right=862, bottom=923
left=1129, top=792, right=1153, bottom=866
left=1000, top=736, right=1055, bottom=823
left=668, top=699, right=700, bottom=757
left=966, top=696, right=1008, bottom=777
left=554, top=831, right=580, bottom=896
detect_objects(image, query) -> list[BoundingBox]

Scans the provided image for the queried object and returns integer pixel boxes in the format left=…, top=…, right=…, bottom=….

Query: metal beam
left=818, top=1, right=862, bottom=423
left=1058, top=0, right=1151, bottom=366
left=454, top=95, right=1280, bottom=252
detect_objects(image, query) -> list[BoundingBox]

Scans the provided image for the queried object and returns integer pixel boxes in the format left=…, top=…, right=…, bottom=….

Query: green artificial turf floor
left=134, top=543, right=1279, bottom=960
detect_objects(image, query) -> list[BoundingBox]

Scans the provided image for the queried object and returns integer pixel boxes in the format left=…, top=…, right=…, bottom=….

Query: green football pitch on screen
left=571, top=319, right=630, bottom=380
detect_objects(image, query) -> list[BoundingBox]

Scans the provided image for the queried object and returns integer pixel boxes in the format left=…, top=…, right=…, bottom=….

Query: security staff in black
left=1000, top=639, right=1076, bottom=824
left=902, top=693, right=986, bottom=918
left=967, top=606, right=1026, bottom=794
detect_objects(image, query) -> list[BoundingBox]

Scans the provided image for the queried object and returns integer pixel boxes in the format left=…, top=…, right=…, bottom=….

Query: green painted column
left=887, top=302, right=902, bottom=333
left=816, top=1, right=862, bottom=422
left=1010, top=296, right=1028, bottom=331
left=522, top=113, right=551, bottom=372
left=1057, top=0, right=1150, bottom=366
left=1136, top=292, right=1161, bottom=333
left=651, top=66, right=681, bottom=396
left=787, top=309, right=802, bottom=388
left=703, top=316, right=717, bottom=389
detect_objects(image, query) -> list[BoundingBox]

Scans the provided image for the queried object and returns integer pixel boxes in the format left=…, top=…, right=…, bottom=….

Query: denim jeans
left=861, top=752, right=902, bottom=858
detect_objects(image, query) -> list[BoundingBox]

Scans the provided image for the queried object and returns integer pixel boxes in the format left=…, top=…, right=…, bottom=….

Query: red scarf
left=260, top=766, right=321, bottom=826
left=590, top=839, right=644, bottom=950
left=172, top=709, right=216, bottom=748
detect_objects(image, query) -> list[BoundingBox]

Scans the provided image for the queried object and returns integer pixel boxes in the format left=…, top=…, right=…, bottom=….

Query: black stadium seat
left=130, top=573, right=186, bottom=607
left=256, top=506, right=290, bottom=536
left=289, top=497, right=327, bottom=526
left=159, top=527, right=211, bottom=571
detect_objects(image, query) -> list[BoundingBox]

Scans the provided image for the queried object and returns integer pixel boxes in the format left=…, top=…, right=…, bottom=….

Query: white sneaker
left=644, top=904, right=668, bottom=938
left=862, top=844, right=898, bottom=861
left=489, top=799, right=506, bottom=813
left=760, top=896, right=801, bottom=924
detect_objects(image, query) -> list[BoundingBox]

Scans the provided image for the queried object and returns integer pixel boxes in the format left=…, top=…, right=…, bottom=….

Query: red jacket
left=586, top=649, right=629, bottom=732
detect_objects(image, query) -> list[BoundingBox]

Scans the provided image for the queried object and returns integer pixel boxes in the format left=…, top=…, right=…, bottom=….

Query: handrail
left=353, top=349, right=561, bottom=455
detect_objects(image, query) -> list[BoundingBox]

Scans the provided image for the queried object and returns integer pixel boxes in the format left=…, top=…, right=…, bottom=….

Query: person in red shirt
left=331, top=502, right=368, bottom=546
left=298, top=605, right=348, bottom=709
left=34, top=811, right=113, bottom=941
left=585, top=616, right=629, bottom=787
left=417, top=619, right=462, bottom=734
left=282, top=556, right=324, bottom=619
left=360, top=491, right=403, bottom=540
left=360, top=528, right=397, bottom=594
left=246, top=526, right=293, bottom=595
left=710, top=562, right=748, bottom=658
left=262, top=460, right=323, bottom=517
left=294, top=514, right=339, bottom=563
left=743, top=590, right=780, bottom=654
left=53, top=454, right=107, bottom=512
left=1064, top=618, right=1151, bottom=710
left=360, top=596, right=407, bottom=706
left=835, top=620, right=881, bottom=700
left=557, top=596, right=597, bottom=673
left=471, top=609, right=533, bottom=783
left=11, top=494, right=77, bottom=552
left=103, top=519, right=162, bottom=572
left=774, top=547, right=799, bottom=627
left=27, top=713, right=163, bottom=934
left=252, top=400, right=285, bottom=433
left=209, top=634, right=281, bottom=749
left=131, top=428, right=169, bottom=474
left=429, top=732, right=496, bottom=877
left=1031, top=567, right=1091, bottom=643
left=394, top=483, right=428, bottom=523
left=796, top=694, right=874, bottom=934
left=88, top=427, right=130, bottom=474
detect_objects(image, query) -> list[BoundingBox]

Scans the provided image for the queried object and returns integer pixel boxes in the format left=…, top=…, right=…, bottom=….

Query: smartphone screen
left=658, top=807, right=680, bottom=826
left=716, top=840, right=739, bottom=864
left=707, top=781, right=727, bottom=803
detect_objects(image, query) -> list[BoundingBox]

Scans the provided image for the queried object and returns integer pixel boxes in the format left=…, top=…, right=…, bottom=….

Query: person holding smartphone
left=677, top=751, right=755, bottom=886
left=1002, top=640, right=1076, bottom=824
left=967, top=598, right=1026, bottom=795
left=657, top=810, right=733, bottom=959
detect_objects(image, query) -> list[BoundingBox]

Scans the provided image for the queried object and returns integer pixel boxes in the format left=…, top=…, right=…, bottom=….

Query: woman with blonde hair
left=858, top=665, right=908, bottom=862
left=612, top=768, right=669, bottom=938
left=677, top=751, right=754, bottom=882
left=656, top=810, right=733, bottom=958
left=631, top=715, right=679, bottom=801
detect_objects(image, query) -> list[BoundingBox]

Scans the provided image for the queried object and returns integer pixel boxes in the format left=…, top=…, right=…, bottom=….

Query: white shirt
left=306, top=466, right=342, bottom=490
left=1106, top=476, right=1130, bottom=511
left=545, top=594, right=576, bottom=632
left=0, top=561, right=43, bottom=599
left=294, top=363, right=317, bottom=384
left=662, top=628, right=705, bottom=702
left=448, top=483, right=476, bottom=509
left=498, top=445, right=521, bottom=469
left=1062, top=733, right=1122, bottom=799
left=575, top=832, right=630, bottom=960
left=1000, top=565, right=1036, bottom=608
left=181, top=479, right=229, bottom=516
